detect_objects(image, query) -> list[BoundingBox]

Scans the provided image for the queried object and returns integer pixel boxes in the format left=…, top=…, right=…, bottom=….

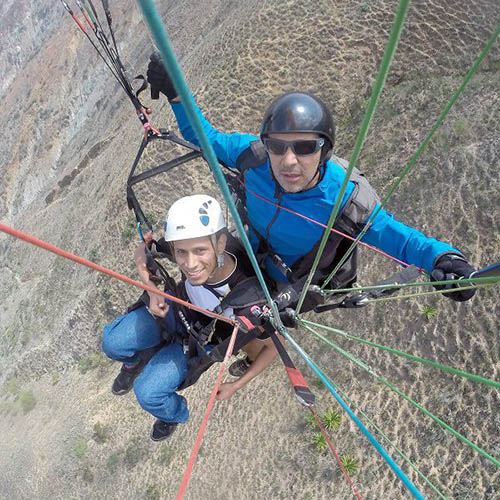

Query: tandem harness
left=126, top=237, right=275, bottom=391
left=123, top=130, right=380, bottom=389
left=177, top=274, right=315, bottom=391
left=127, top=241, right=319, bottom=392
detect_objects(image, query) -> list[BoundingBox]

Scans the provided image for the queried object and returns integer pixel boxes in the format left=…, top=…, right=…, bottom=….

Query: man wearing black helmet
left=260, top=92, right=335, bottom=193
left=147, top=54, right=476, bottom=312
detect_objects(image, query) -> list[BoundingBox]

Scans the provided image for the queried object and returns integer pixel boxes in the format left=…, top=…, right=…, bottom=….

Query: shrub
left=122, top=215, right=137, bottom=241
left=93, top=422, right=112, bottom=443
left=307, top=413, right=318, bottom=428
left=453, top=118, right=468, bottom=138
left=89, top=248, right=99, bottom=262
left=124, top=439, right=144, bottom=468
left=420, top=304, right=437, bottom=321
left=78, top=352, right=108, bottom=374
left=158, top=446, right=174, bottom=466
left=106, top=453, right=120, bottom=473
left=312, top=432, right=327, bottom=452
left=20, top=332, right=30, bottom=346
left=340, top=454, right=359, bottom=475
left=313, top=378, right=325, bottom=390
left=74, top=439, right=88, bottom=460
left=19, top=390, right=36, bottom=414
left=145, top=485, right=161, bottom=500
left=322, top=409, right=342, bottom=432
left=82, top=465, right=94, bottom=483
left=6, top=378, right=20, bottom=396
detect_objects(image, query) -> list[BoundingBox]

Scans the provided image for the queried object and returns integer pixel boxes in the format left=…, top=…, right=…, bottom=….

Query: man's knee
left=133, top=373, right=154, bottom=412
left=101, top=320, right=121, bottom=359
left=134, top=370, right=171, bottom=413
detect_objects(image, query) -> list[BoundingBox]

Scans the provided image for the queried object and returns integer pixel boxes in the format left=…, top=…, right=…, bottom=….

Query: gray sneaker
left=150, top=419, right=178, bottom=442
left=111, top=361, right=144, bottom=395
left=228, top=356, right=252, bottom=377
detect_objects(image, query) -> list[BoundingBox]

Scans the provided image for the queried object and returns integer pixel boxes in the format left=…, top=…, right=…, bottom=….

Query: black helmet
left=260, top=92, right=335, bottom=163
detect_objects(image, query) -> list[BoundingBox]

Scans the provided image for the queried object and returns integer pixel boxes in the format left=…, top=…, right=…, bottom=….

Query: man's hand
left=147, top=52, right=178, bottom=101
left=431, top=254, right=476, bottom=302
left=215, top=382, right=239, bottom=401
left=147, top=292, right=169, bottom=318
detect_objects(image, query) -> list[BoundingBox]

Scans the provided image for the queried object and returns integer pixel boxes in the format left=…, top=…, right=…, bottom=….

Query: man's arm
left=147, top=53, right=256, bottom=169
left=360, top=208, right=476, bottom=301
left=361, top=207, right=462, bottom=273
left=134, top=243, right=169, bottom=317
left=215, top=336, right=279, bottom=401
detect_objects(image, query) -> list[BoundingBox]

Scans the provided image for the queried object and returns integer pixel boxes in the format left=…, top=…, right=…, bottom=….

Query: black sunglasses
left=262, top=137, right=325, bottom=156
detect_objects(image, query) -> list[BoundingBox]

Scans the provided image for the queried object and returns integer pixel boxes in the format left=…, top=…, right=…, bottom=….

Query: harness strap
left=177, top=322, right=261, bottom=391
left=258, top=317, right=315, bottom=406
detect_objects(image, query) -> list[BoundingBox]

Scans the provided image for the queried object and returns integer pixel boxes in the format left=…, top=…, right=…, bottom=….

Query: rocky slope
left=1, top=1, right=499, bottom=499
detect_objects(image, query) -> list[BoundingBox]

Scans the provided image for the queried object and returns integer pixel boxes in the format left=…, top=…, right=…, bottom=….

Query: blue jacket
left=171, top=97, right=457, bottom=282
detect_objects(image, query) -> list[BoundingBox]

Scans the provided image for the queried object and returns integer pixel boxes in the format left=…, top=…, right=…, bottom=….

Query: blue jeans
left=102, top=305, right=189, bottom=423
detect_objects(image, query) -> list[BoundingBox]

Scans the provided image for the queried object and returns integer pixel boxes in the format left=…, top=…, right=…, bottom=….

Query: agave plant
left=322, top=408, right=342, bottom=431
left=340, top=454, right=359, bottom=475
left=312, top=432, right=327, bottom=452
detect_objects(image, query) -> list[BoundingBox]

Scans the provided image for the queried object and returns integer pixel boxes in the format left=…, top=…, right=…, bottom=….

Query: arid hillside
left=1, top=1, right=499, bottom=499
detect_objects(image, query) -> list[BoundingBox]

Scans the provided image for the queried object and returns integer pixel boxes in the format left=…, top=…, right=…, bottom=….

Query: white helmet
left=164, top=194, right=226, bottom=242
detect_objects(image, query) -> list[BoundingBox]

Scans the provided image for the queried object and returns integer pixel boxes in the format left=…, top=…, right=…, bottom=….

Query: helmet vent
left=164, top=195, right=225, bottom=242
left=199, top=200, right=213, bottom=226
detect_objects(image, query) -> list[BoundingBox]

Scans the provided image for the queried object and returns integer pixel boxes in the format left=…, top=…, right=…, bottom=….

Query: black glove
left=430, top=254, right=476, bottom=302
left=274, top=283, right=325, bottom=312
left=279, top=308, right=298, bottom=328
left=146, top=52, right=177, bottom=101
left=274, top=286, right=299, bottom=311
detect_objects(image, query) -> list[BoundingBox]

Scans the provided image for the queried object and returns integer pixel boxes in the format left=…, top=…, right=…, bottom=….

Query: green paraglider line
left=363, top=283, right=495, bottom=303
left=295, top=0, right=411, bottom=314
left=301, top=323, right=500, bottom=469
left=321, top=23, right=500, bottom=290
left=299, top=318, right=500, bottom=389
left=323, top=275, right=499, bottom=295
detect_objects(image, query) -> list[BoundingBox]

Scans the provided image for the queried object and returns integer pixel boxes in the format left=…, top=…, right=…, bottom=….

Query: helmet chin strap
left=208, top=234, right=225, bottom=280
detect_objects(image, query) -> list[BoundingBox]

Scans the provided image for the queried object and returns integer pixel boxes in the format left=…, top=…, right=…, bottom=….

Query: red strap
left=175, top=324, right=240, bottom=499
left=285, top=367, right=309, bottom=388
left=0, top=223, right=235, bottom=326
left=236, top=315, right=256, bottom=331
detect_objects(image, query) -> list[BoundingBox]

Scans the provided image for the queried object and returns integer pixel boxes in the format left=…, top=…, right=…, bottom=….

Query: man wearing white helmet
left=102, top=195, right=279, bottom=441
